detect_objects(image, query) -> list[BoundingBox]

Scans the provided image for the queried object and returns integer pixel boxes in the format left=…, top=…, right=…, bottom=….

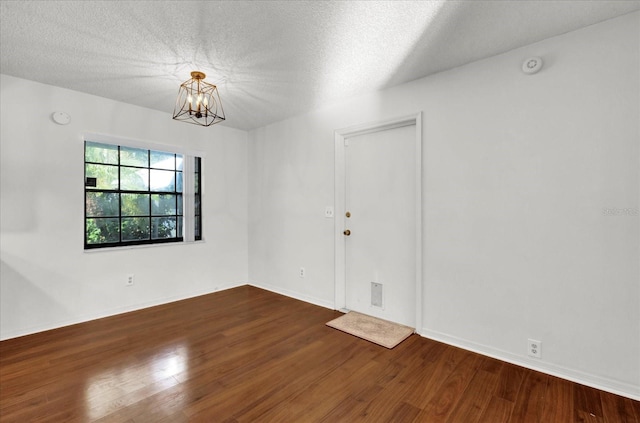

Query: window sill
left=83, top=239, right=205, bottom=253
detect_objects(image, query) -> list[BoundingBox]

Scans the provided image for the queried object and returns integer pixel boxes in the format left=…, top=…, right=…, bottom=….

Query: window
left=84, top=140, right=202, bottom=249
left=194, top=156, right=202, bottom=241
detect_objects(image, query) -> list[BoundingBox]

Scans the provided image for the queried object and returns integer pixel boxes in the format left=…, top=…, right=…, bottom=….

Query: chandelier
left=173, top=71, right=225, bottom=126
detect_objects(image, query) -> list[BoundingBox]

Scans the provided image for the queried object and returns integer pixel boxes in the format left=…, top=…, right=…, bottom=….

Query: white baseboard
left=0, top=282, right=244, bottom=341
left=249, top=282, right=335, bottom=311
left=419, top=328, right=640, bottom=401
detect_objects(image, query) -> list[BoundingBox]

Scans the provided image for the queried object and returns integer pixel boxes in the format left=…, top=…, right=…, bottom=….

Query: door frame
left=334, top=112, right=422, bottom=331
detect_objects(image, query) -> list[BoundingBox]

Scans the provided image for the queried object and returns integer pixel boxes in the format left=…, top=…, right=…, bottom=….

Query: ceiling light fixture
left=173, top=71, right=225, bottom=127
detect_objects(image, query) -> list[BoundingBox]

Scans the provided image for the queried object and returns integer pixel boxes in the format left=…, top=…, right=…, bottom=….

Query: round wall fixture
left=52, top=111, right=71, bottom=125
left=522, top=57, right=543, bottom=75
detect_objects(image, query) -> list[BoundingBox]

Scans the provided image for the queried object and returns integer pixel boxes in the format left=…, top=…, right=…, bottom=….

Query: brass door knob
left=343, top=229, right=351, bottom=236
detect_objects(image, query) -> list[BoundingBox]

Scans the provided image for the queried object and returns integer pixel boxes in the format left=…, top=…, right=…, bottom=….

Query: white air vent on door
left=371, top=282, right=383, bottom=308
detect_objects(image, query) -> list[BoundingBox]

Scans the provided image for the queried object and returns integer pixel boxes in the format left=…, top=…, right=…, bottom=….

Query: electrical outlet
left=299, top=267, right=305, bottom=278
left=126, top=274, right=135, bottom=286
left=324, top=206, right=334, bottom=218
left=528, top=339, right=541, bottom=358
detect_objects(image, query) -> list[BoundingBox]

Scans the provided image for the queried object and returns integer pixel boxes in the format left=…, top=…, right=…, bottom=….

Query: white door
left=343, top=124, right=416, bottom=327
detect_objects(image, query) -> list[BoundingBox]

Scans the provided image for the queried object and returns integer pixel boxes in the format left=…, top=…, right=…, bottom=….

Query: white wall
left=0, top=75, right=249, bottom=340
left=248, top=12, right=639, bottom=399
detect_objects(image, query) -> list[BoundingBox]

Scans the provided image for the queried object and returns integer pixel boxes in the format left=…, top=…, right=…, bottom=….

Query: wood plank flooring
left=1, top=285, right=638, bottom=422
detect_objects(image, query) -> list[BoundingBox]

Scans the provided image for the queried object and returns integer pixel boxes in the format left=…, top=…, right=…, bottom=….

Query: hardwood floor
left=1, top=285, right=638, bottom=422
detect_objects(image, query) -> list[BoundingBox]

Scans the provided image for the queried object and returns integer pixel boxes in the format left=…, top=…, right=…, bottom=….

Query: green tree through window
left=84, top=140, right=201, bottom=249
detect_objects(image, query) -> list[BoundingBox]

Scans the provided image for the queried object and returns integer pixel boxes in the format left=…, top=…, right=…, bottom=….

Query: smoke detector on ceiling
left=522, top=57, right=543, bottom=75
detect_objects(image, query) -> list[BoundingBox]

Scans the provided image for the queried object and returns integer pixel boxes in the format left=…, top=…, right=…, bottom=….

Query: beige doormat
left=326, top=311, right=414, bottom=349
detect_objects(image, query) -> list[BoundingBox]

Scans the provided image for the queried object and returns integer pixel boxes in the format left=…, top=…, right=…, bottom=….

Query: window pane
left=85, top=142, right=118, bottom=164
left=121, top=217, right=150, bottom=241
left=120, top=147, right=148, bottom=167
left=150, top=169, right=175, bottom=192
left=177, top=216, right=183, bottom=238
left=121, top=167, right=149, bottom=191
left=177, top=194, right=183, bottom=215
left=86, top=218, right=120, bottom=244
left=176, top=172, right=183, bottom=192
left=121, top=193, right=150, bottom=216
left=151, top=217, right=177, bottom=239
left=85, top=164, right=118, bottom=189
left=194, top=216, right=201, bottom=240
left=176, top=156, right=184, bottom=171
left=150, top=151, right=175, bottom=170
left=86, top=192, right=119, bottom=217
left=151, top=194, right=177, bottom=215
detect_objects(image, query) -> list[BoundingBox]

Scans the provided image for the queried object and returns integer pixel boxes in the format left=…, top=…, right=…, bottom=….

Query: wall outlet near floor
left=126, top=274, right=135, bottom=286
left=299, top=267, right=305, bottom=278
left=528, top=339, right=541, bottom=358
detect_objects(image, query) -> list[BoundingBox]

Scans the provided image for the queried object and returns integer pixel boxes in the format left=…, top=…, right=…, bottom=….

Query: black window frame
left=84, top=141, right=187, bottom=249
left=194, top=156, right=202, bottom=241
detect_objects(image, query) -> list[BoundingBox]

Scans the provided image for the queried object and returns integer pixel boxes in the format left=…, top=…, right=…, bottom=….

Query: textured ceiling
left=1, top=1, right=639, bottom=131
